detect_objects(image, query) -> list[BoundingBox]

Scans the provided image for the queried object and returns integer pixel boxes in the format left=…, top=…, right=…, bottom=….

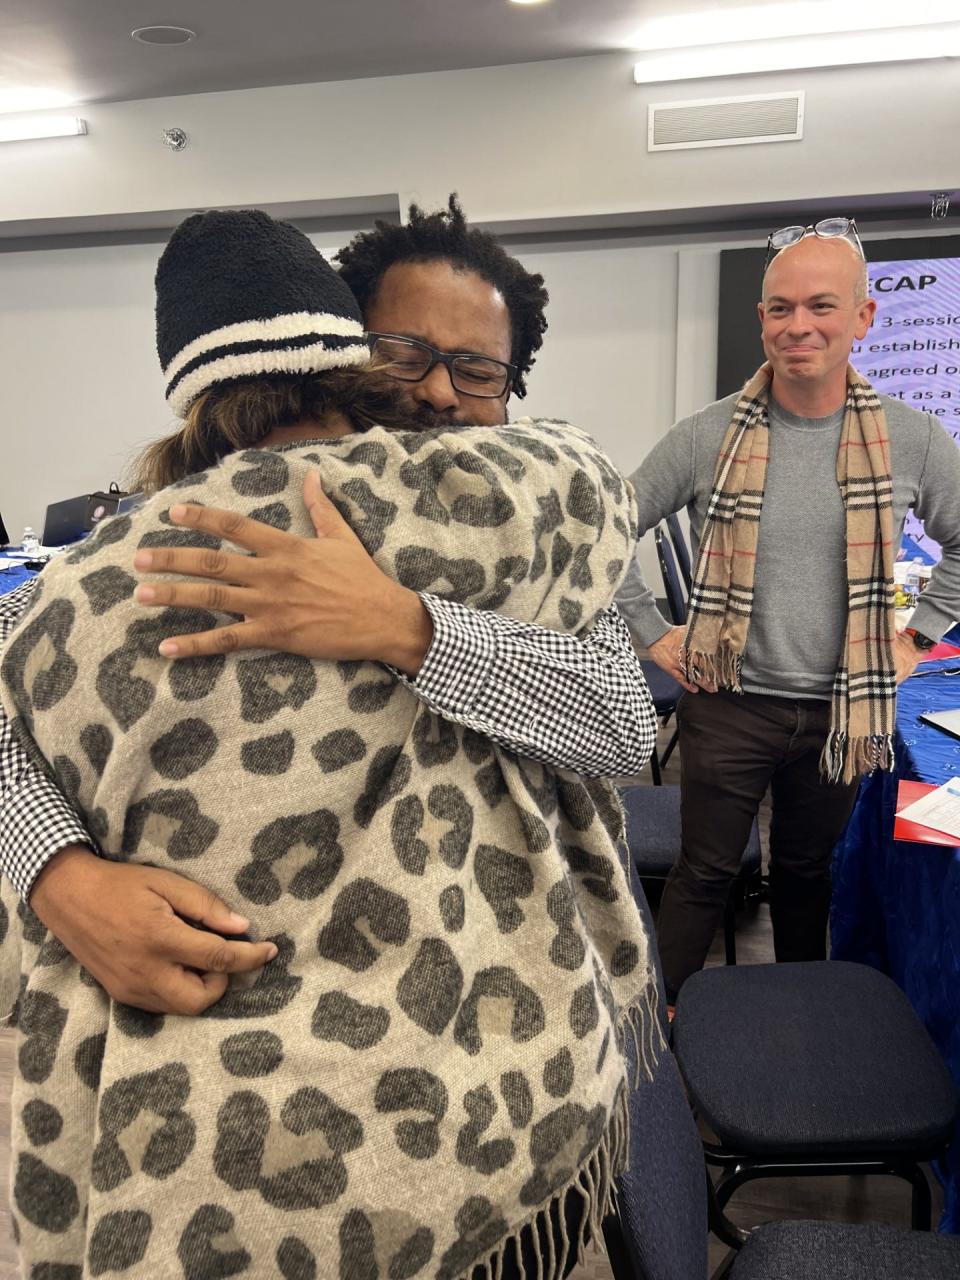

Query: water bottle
left=20, top=526, right=40, bottom=556
left=904, top=557, right=923, bottom=606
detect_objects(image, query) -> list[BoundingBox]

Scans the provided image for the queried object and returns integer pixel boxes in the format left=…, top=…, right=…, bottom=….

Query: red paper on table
left=927, top=641, right=960, bottom=660
left=894, top=781, right=960, bottom=847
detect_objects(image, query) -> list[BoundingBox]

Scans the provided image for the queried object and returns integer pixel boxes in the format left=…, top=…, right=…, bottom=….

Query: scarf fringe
left=462, top=988, right=664, bottom=1280
left=620, top=978, right=667, bottom=1091
left=821, top=731, right=896, bottom=784
left=680, top=646, right=743, bottom=694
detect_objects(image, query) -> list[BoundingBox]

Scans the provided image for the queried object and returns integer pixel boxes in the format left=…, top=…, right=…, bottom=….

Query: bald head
left=756, top=233, right=877, bottom=415
left=763, top=234, right=869, bottom=306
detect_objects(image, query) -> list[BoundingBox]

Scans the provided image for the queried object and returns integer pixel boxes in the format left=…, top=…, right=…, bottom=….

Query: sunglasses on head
left=763, top=217, right=865, bottom=274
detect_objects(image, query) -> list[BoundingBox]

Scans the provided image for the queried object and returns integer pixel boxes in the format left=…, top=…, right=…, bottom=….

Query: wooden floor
left=0, top=721, right=944, bottom=1278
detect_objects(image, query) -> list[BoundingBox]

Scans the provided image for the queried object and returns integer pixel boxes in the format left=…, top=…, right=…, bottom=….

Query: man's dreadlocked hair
left=336, top=194, right=548, bottom=398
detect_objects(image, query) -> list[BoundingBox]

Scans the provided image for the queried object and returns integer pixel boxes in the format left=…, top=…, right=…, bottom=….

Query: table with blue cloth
left=0, top=559, right=40, bottom=597
left=832, top=636, right=960, bottom=1232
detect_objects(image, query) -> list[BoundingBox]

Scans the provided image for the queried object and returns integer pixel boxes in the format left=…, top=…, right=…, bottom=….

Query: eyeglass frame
left=367, top=332, right=517, bottom=399
left=762, top=217, right=866, bottom=276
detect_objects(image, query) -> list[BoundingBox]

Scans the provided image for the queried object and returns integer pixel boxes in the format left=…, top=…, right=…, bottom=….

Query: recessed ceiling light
left=131, top=26, right=197, bottom=46
left=509, top=0, right=551, bottom=6
left=0, top=88, right=76, bottom=115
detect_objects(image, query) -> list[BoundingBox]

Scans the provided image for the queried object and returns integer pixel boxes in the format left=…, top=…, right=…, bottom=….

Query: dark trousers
left=656, top=688, right=861, bottom=1001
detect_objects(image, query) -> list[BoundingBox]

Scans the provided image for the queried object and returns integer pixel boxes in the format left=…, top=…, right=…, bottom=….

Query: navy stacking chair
left=654, top=525, right=687, bottom=629
left=621, top=783, right=762, bottom=968
left=602, top=881, right=960, bottom=1280
left=664, top=510, right=693, bottom=593
left=649, top=526, right=688, bottom=775
left=639, top=661, right=683, bottom=785
left=606, top=1041, right=710, bottom=1280
left=672, top=961, right=958, bottom=1234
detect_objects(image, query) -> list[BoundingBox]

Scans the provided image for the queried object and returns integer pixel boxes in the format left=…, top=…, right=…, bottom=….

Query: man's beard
left=409, top=405, right=463, bottom=430
left=407, top=404, right=510, bottom=431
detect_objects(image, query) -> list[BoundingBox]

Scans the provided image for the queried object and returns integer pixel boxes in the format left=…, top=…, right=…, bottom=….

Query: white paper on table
left=897, top=778, right=960, bottom=842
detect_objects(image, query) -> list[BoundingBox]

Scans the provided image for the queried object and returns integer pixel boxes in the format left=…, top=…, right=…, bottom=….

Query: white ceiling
left=1, top=0, right=772, bottom=107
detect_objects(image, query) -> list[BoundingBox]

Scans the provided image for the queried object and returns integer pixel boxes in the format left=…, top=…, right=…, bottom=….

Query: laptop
left=919, top=708, right=960, bottom=742
left=41, top=495, right=90, bottom=547
left=41, top=490, right=146, bottom=548
left=116, top=491, right=145, bottom=517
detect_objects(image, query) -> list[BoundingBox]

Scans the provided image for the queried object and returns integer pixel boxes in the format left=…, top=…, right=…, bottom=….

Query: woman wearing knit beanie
left=0, top=210, right=660, bottom=1280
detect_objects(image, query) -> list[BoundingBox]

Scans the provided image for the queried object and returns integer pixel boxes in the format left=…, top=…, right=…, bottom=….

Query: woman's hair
left=131, top=363, right=409, bottom=493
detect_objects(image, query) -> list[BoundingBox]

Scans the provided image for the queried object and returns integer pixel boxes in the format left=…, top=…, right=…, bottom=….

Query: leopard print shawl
left=0, top=418, right=659, bottom=1280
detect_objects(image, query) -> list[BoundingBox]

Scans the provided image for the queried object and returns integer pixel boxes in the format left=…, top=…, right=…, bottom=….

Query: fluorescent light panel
left=0, top=113, right=87, bottom=142
left=0, top=88, right=76, bottom=114
left=633, top=21, right=960, bottom=83
left=628, top=0, right=960, bottom=51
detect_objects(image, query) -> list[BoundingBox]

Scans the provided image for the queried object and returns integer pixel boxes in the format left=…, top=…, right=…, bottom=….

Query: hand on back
left=29, top=846, right=277, bottom=1015
left=132, top=474, right=433, bottom=676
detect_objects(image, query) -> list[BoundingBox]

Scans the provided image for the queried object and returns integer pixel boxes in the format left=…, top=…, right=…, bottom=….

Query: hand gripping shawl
left=680, top=364, right=897, bottom=783
left=0, top=418, right=661, bottom=1280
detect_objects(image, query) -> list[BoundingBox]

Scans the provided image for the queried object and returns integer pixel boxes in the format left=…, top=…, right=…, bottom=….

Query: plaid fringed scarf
left=680, top=363, right=897, bottom=783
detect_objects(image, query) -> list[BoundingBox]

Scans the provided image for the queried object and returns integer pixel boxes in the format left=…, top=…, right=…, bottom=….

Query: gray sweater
left=618, top=392, right=960, bottom=700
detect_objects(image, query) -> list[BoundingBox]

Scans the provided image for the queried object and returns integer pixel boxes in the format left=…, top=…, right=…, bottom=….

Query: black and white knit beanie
left=155, top=209, right=369, bottom=418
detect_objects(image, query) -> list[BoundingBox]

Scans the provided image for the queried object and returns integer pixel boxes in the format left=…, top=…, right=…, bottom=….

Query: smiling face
left=363, top=260, right=514, bottom=427
left=758, top=236, right=876, bottom=410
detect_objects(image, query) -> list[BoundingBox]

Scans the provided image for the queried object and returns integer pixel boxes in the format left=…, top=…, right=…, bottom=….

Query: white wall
left=516, top=239, right=680, bottom=471
left=2, top=224, right=953, bottom=586
left=2, top=53, right=958, bottom=236
left=2, top=46, right=958, bottom=583
left=0, top=235, right=346, bottom=542
left=0, top=225, right=739, bottom=590
left=1, top=241, right=168, bottom=539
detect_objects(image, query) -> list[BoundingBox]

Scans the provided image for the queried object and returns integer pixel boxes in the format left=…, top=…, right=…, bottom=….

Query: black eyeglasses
left=763, top=217, right=865, bottom=274
left=367, top=333, right=516, bottom=399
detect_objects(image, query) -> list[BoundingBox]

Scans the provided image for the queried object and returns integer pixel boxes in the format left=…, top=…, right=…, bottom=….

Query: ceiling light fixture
left=633, top=19, right=960, bottom=84
left=0, top=113, right=87, bottom=143
left=0, top=88, right=76, bottom=115
left=628, top=0, right=959, bottom=51
left=131, top=26, right=197, bottom=46
left=509, top=0, right=551, bottom=6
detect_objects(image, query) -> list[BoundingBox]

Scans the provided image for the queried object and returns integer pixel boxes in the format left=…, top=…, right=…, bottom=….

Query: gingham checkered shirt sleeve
left=0, top=579, right=95, bottom=901
left=398, top=595, right=658, bottom=778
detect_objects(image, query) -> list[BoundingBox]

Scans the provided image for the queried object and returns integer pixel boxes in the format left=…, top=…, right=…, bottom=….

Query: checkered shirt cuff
left=396, top=595, right=658, bottom=778
left=1, top=578, right=95, bottom=900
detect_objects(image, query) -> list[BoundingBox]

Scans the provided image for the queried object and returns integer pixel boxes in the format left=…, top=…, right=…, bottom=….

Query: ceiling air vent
left=648, top=91, right=804, bottom=152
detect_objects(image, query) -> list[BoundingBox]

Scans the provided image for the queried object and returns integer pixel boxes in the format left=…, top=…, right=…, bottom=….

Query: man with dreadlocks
left=0, top=196, right=657, bottom=1015
left=618, top=220, right=960, bottom=1004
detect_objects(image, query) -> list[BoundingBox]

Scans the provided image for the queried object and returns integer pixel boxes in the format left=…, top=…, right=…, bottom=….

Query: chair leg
left=601, top=1208, right=638, bottom=1280
left=902, top=1162, right=933, bottom=1230
left=713, top=1155, right=937, bottom=1232
left=710, top=1250, right=739, bottom=1280
left=649, top=748, right=662, bottom=786
left=706, top=1167, right=750, bottom=1250
left=723, top=889, right=737, bottom=966
left=746, top=866, right=765, bottom=902
left=660, top=727, right=679, bottom=769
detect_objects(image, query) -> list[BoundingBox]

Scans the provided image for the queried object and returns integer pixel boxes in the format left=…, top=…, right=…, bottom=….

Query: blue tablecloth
left=0, top=560, right=39, bottom=597
left=832, top=650, right=960, bottom=1232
